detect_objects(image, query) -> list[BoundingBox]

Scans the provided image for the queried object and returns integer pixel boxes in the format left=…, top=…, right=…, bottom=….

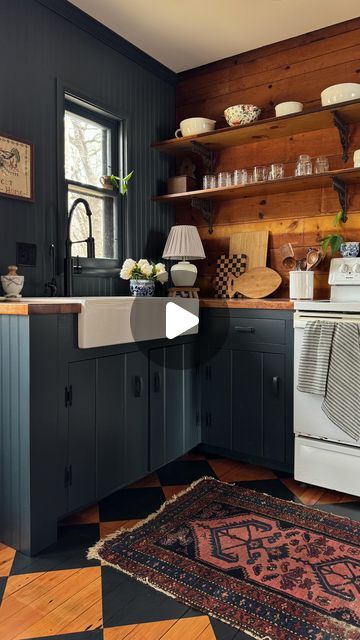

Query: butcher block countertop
left=200, top=298, right=294, bottom=310
left=0, top=300, right=82, bottom=315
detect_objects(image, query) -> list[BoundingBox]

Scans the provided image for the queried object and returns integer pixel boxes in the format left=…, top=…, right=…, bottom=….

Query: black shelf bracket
left=332, top=111, right=349, bottom=162
left=191, top=141, right=216, bottom=173
left=332, top=177, right=348, bottom=222
left=191, top=198, right=214, bottom=233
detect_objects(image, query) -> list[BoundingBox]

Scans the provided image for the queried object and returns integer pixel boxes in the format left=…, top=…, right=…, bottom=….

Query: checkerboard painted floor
left=1, top=451, right=359, bottom=640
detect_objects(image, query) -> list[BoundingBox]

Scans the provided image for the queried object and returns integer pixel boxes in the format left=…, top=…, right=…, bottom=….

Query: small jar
left=233, top=169, right=248, bottom=185
left=268, top=163, right=285, bottom=180
left=353, top=149, right=360, bottom=168
left=202, top=174, right=216, bottom=189
left=314, top=156, right=329, bottom=173
left=217, top=171, right=232, bottom=187
left=253, top=166, right=268, bottom=182
left=295, top=154, right=312, bottom=176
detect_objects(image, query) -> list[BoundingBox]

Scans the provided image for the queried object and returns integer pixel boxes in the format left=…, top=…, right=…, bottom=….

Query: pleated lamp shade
left=162, top=225, right=205, bottom=260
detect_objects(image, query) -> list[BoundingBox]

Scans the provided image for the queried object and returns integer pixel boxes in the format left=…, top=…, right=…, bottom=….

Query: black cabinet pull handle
left=134, top=375, right=143, bottom=397
left=153, top=371, right=161, bottom=393
left=272, top=376, right=279, bottom=396
left=234, top=326, right=255, bottom=333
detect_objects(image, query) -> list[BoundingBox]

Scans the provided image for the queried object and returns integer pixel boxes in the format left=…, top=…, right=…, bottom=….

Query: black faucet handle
left=73, top=255, right=82, bottom=274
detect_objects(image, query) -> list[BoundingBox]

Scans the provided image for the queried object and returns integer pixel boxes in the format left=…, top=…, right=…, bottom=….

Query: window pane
left=65, top=110, right=110, bottom=186
left=68, top=189, right=117, bottom=259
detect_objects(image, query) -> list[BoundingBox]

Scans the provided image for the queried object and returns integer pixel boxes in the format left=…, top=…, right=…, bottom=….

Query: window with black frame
left=64, top=100, right=121, bottom=260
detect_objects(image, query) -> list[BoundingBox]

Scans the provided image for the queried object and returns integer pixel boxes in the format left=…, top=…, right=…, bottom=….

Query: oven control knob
left=353, top=263, right=360, bottom=273
left=339, top=263, right=348, bottom=273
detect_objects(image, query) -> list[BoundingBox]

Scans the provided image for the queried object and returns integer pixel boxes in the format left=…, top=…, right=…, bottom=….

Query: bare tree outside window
left=64, top=108, right=117, bottom=259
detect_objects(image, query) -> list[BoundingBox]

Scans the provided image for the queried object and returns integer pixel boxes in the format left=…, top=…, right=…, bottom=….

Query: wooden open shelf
left=152, top=167, right=360, bottom=204
left=151, top=99, right=360, bottom=154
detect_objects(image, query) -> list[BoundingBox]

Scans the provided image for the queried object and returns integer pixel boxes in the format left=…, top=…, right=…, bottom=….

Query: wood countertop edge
left=0, top=303, right=82, bottom=315
left=200, top=298, right=294, bottom=310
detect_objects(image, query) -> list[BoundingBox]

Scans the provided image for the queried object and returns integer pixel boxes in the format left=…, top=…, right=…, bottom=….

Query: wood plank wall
left=175, top=18, right=360, bottom=298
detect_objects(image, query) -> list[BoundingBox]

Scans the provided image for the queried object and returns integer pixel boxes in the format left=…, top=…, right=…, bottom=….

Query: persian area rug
left=88, top=477, right=360, bottom=640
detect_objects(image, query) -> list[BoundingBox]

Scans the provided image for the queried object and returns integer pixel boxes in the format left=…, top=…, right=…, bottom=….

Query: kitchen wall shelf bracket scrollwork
left=191, top=141, right=216, bottom=173
left=332, top=177, right=348, bottom=221
left=332, top=111, right=349, bottom=163
left=191, top=197, right=215, bottom=233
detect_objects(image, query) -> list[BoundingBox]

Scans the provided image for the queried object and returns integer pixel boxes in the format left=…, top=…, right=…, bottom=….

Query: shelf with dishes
left=152, top=167, right=360, bottom=233
left=152, top=97, right=360, bottom=167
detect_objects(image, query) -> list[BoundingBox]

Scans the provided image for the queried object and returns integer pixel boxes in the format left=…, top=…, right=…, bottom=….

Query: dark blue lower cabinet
left=149, top=342, right=201, bottom=470
left=232, top=350, right=263, bottom=457
left=202, top=349, right=232, bottom=449
left=123, top=351, right=149, bottom=484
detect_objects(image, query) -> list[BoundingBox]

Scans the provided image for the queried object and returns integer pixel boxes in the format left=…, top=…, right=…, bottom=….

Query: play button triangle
left=166, top=301, right=199, bottom=340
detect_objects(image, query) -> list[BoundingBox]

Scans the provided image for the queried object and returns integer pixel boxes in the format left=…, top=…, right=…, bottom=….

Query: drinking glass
left=233, top=169, right=248, bottom=185
left=268, top=163, right=285, bottom=180
left=295, top=154, right=312, bottom=176
left=253, top=166, right=268, bottom=182
left=314, top=156, right=329, bottom=173
left=217, top=171, right=232, bottom=187
left=203, top=174, right=216, bottom=189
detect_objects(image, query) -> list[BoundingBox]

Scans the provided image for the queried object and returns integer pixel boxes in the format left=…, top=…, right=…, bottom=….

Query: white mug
left=175, top=117, right=216, bottom=138
left=354, top=149, right=360, bottom=168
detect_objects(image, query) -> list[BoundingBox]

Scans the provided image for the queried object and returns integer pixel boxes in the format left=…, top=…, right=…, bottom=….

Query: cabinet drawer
left=207, top=316, right=286, bottom=347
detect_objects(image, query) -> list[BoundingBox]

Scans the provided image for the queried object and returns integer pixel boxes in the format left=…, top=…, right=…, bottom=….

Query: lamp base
left=171, top=261, right=197, bottom=286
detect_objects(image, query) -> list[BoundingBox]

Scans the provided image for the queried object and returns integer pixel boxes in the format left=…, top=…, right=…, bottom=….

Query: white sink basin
left=19, top=296, right=199, bottom=348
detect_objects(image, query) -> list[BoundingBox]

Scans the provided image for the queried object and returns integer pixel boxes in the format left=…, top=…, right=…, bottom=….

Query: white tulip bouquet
left=120, top=258, right=168, bottom=283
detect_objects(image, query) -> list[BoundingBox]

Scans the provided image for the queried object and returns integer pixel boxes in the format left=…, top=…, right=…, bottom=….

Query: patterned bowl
left=224, top=104, right=261, bottom=127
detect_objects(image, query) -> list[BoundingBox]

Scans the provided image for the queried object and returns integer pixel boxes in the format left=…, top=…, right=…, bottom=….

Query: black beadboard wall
left=0, top=0, right=175, bottom=296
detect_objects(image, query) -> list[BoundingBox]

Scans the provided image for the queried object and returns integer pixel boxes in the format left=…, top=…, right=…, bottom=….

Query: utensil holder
left=289, top=271, right=314, bottom=300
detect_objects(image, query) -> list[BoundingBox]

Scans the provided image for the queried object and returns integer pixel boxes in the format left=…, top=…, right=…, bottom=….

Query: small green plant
left=321, top=210, right=344, bottom=256
left=110, top=170, right=134, bottom=195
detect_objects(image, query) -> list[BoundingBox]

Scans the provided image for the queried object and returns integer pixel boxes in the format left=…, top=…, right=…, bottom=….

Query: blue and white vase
left=340, top=242, right=360, bottom=257
left=130, top=279, right=155, bottom=297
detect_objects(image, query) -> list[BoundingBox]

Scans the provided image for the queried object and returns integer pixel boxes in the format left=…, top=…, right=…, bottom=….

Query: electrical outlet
left=16, top=243, right=37, bottom=267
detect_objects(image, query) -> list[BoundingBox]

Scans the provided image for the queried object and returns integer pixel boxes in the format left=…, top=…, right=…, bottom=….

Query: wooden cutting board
left=228, top=267, right=282, bottom=299
left=229, top=231, right=269, bottom=271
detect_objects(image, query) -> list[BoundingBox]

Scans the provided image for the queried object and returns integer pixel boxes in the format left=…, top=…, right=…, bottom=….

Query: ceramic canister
left=354, top=149, right=360, bottom=168
left=289, top=271, right=314, bottom=300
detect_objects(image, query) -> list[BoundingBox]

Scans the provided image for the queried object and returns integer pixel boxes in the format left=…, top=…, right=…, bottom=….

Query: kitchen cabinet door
left=184, top=342, right=201, bottom=452
left=232, top=350, right=263, bottom=457
left=263, top=352, right=286, bottom=463
left=67, top=359, right=96, bottom=512
left=202, top=349, right=232, bottom=449
left=97, top=354, right=125, bottom=498
left=123, top=351, right=149, bottom=484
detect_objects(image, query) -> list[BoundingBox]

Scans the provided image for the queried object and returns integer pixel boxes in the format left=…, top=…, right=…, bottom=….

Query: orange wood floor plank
left=17, top=573, right=102, bottom=639
left=0, top=567, right=100, bottom=640
left=129, top=473, right=161, bottom=489
left=281, top=479, right=325, bottom=505
left=2, top=572, right=47, bottom=599
left=209, top=459, right=276, bottom=482
left=0, top=544, right=16, bottom=577
left=100, top=519, right=139, bottom=538
left=104, top=619, right=178, bottom=640
left=161, top=616, right=212, bottom=639
left=62, top=503, right=100, bottom=525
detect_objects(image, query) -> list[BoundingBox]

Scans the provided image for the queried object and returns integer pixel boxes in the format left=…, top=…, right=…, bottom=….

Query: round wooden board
left=228, top=267, right=282, bottom=299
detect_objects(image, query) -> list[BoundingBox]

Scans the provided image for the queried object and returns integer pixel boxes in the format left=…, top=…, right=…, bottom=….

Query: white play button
left=166, top=301, right=199, bottom=340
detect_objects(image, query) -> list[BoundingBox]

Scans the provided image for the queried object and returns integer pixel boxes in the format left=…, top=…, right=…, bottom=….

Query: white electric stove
left=293, top=257, right=360, bottom=496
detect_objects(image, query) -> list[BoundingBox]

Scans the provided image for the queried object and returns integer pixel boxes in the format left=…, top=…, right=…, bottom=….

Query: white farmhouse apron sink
left=19, top=297, right=199, bottom=348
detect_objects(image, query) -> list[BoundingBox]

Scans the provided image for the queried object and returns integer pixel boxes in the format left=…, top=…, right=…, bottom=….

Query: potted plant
left=321, top=211, right=344, bottom=257
left=100, top=170, right=134, bottom=194
left=120, top=258, right=168, bottom=296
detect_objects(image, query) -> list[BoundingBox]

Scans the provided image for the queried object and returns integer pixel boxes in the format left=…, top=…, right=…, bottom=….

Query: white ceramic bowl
left=224, top=104, right=261, bottom=127
left=275, top=101, right=303, bottom=117
left=321, top=83, right=360, bottom=107
left=175, top=117, right=216, bottom=138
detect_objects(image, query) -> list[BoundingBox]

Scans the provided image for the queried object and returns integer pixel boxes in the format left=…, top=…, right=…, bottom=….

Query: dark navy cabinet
left=201, top=309, right=294, bottom=471
left=149, top=342, right=200, bottom=470
left=123, top=351, right=149, bottom=483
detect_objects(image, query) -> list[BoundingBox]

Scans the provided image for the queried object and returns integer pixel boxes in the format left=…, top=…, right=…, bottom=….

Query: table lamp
left=162, top=225, right=205, bottom=286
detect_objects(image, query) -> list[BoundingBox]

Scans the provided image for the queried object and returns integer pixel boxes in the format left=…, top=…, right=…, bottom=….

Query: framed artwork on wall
left=0, top=133, right=34, bottom=201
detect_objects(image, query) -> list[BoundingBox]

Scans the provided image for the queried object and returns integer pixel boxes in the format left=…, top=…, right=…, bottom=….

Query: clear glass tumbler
left=268, top=163, right=285, bottom=180
left=203, top=174, right=216, bottom=189
left=253, top=166, right=268, bottom=182
left=295, top=154, right=312, bottom=176
left=233, top=169, right=248, bottom=185
left=314, top=156, right=329, bottom=173
left=217, top=171, right=232, bottom=187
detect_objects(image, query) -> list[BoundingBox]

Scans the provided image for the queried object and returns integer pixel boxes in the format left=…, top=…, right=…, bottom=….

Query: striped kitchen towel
left=322, top=323, right=360, bottom=441
left=297, top=320, right=335, bottom=395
